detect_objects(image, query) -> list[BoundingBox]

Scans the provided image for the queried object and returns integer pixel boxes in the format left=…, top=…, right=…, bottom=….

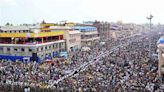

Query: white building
left=64, top=30, right=81, bottom=52
left=74, top=26, right=100, bottom=47
left=50, top=26, right=81, bottom=52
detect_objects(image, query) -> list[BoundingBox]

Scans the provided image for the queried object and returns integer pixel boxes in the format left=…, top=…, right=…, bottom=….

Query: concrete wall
left=64, top=30, right=81, bottom=52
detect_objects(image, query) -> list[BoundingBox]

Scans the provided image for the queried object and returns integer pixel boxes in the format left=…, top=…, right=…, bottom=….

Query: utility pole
left=147, top=14, right=153, bottom=58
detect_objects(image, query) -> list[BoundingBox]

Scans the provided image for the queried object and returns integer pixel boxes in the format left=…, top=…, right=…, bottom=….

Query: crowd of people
left=56, top=33, right=162, bottom=92
left=0, top=30, right=163, bottom=92
left=46, top=31, right=160, bottom=91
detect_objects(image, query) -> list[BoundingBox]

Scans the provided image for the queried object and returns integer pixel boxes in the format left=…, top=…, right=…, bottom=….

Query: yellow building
left=0, top=25, right=66, bottom=62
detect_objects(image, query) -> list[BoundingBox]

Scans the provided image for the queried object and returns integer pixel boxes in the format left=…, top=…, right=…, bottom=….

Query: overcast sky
left=0, top=0, right=163, bottom=25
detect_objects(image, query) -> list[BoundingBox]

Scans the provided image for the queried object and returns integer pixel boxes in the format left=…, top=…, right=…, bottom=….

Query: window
left=37, top=48, right=39, bottom=51
left=0, top=48, right=3, bottom=51
left=21, top=48, right=24, bottom=51
left=81, top=35, right=84, bottom=39
left=41, top=47, right=43, bottom=51
left=45, top=46, right=47, bottom=50
left=56, top=44, right=58, bottom=48
left=7, top=48, right=10, bottom=51
left=59, top=43, right=61, bottom=48
left=29, top=48, right=32, bottom=52
left=14, top=48, right=18, bottom=51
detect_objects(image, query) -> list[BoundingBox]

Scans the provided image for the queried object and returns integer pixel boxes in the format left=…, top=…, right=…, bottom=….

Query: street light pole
left=147, top=14, right=153, bottom=58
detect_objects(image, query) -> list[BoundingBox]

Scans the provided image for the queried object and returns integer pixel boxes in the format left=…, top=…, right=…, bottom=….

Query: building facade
left=93, top=21, right=110, bottom=41
left=0, top=25, right=66, bottom=62
left=109, top=23, right=138, bottom=40
left=74, top=26, right=100, bottom=47
left=64, top=30, right=81, bottom=52
left=50, top=26, right=81, bottom=53
left=82, top=21, right=111, bottom=41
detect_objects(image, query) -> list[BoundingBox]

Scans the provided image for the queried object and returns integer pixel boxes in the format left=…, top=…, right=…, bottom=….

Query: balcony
left=0, top=31, right=64, bottom=38
left=0, top=40, right=65, bottom=47
left=0, top=35, right=64, bottom=45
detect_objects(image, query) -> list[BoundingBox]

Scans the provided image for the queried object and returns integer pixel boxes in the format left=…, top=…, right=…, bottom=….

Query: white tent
left=100, top=42, right=105, bottom=45
left=81, top=47, right=91, bottom=51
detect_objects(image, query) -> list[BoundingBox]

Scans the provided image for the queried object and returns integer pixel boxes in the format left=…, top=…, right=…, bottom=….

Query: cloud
left=0, top=0, right=18, bottom=6
left=0, top=0, right=164, bottom=24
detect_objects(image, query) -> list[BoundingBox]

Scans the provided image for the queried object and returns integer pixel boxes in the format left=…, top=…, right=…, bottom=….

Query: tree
left=42, top=20, right=46, bottom=24
left=5, top=22, right=13, bottom=26
left=5, top=22, right=10, bottom=26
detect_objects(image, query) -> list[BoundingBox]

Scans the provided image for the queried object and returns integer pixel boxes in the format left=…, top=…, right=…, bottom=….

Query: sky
left=0, top=0, right=164, bottom=25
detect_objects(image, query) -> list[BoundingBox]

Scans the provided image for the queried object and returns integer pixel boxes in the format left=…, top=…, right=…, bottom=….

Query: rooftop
left=69, top=30, right=81, bottom=34
left=50, top=26, right=72, bottom=30
left=0, top=25, right=40, bottom=31
left=73, top=26, right=97, bottom=32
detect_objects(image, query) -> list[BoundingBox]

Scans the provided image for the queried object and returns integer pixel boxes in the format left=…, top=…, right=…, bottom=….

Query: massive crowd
left=57, top=33, right=161, bottom=92
left=0, top=30, right=163, bottom=92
